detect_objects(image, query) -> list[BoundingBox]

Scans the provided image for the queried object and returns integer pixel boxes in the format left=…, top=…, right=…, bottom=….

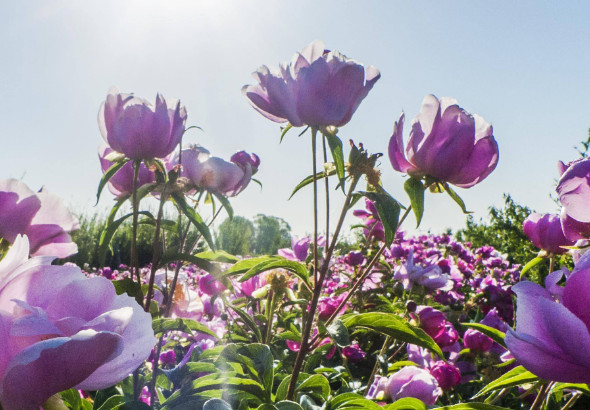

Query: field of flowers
left=1, top=40, right=589, bottom=410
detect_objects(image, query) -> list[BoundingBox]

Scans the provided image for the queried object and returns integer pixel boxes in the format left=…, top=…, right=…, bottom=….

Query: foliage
left=216, top=216, right=255, bottom=256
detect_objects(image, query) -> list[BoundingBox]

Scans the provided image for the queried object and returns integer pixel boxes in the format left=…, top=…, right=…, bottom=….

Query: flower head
left=0, top=236, right=155, bottom=409
left=389, top=95, right=499, bottom=188
left=505, top=253, right=590, bottom=382
left=243, top=40, right=380, bottom=128
left=98, top=144, right=155, bottom=198
left=523, top=212, right=573, bottom=254
left=99, top=87, right=187, bottom=160
left=367, top=366, right=442, bottom=404
left=0, top=179, right=79, bottom=258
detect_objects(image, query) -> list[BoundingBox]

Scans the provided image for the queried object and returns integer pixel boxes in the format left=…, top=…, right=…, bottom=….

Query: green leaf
left=218, top=344, right=274, bottom=397
left=275, top=373, right=311, bottom=402
left=280, top=124, right=293, bottom=143
left=296, top=374, right=330, bottom=400
left=213, top=192, right=234, bottom=220
left=385, top=398, right=426, bottom=410
left=359, top=191, right=402, bottom=246
left=203, top=398, right=233, bottom=410
left=289, top=170, right=336, bottom=199
left=551, top=382, right=590, bottom=395
left=326, top=319, right=350, bottom=347
left=227, top=303, right=263, bottom=343
left=195, top=250, right=239, bottom=264
left=158, top=250, right=217, bottom=275
left=93, top=387, right=121, bottom=410
left=460, top=323, right=506, bottom=348
left=520, top=256, right=545, bottom=278
left=275, top=401, right=304, bottom=410
left=95, top=395, right=124, bottom=410
left=328, top=393, right=382, bottom=409
left=473, top=365, right=538, bottom=398
left=239, top=258, right=311, bottom=290
left=404, top=178, right=425, bottom=228
left=98, top=210, right=154, bottom=266
left=96, top=159, right=130, bottom=204
left=341, top=312, right=444, bottom=359
left=324, top=133, right=345, bottom=190
left=152, top=318, right=218, bottom=338
left=171, top=193, right=215, bottom=250
left=225, top=256, right=277, bottom=276
left=432, top=404, right=512, bottom=410
left=112, top=278, right=142, bottom=298
left=445, top=184, right=472, bottom=214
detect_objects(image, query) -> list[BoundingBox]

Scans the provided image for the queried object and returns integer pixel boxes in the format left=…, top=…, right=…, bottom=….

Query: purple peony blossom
left=505, top=251, right=590, bottom=382
left=0, top=179, right=79, bottom=258
left=169, top=145, right=259, bottom=197
left=367, top=366, right=442, bottom=404
left=463, top=329, right=494, bottom=352
left=389, top=95, right=499, bottom=188
left=243, top=40, right=380, bottom=128
left=0, top=236, right=155, bottom=409
left=394, top=251, right=453, bottom=291
left=429, top=361, right=461, bottom=390
left=342, top=343, right=366, bottom=363
left=98, top=144, right=155, bottom=198
left=523, top=212, right=573, bottom=254
left=98, top=87, right=187, bottom=160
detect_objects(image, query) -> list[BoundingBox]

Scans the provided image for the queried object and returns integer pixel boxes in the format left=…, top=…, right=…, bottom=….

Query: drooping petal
left=557, top=158, right=590, bottom=223
left=389, top=113, right=418, bottom=174
left=0, top=330, right=123, bottom=410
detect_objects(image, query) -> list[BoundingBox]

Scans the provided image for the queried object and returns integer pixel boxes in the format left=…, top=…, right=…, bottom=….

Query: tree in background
left=252, top=214, right=291, bottom=255
left=215, top=216, right=255, bottom=256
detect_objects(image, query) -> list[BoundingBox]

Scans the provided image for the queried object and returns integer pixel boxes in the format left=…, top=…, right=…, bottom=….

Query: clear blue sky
left=2, top=1, right=589, bottom=238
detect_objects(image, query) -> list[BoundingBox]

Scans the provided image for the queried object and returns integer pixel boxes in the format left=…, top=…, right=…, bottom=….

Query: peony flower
left=394, top=251, right=453, bottom=291
left=522, top=212, right=573, bottom=254
left=0, top=179, right=79, bottom=258
left=463, top=328, right=493, bottom=352
left=505, top=251, right=590, bottom=382
left=98, top=144, right=155, bottom=198
left=429, top=361, right=461, bottom=390
left=98, top=87, right=187, bottom=160
left=243, top=40, right=380, bottom=128
left=342, top=343, right=366, bottom=363
left=169, top=145, right=259, bottom=197
left=367, top=366, right=442, bottom=404
left=0, top=236, right=155, bottom=409
left=389, top=95, right=499, bottom=188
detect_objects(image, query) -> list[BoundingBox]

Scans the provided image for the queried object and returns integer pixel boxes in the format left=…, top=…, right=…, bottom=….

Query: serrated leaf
left=445, top=184, right=472, bottom=214
left=96, top=159, right=130, bottom=204
left=472, top=365, right=538, bottom=398
left=461, top=323, right=506, bottom=348
left=520, top=256, right=545, bottom=278
left=152, top=318, right=217, bottom=338
left=359, top=191, right=402, bottom=246
left=324, top=133, right=345, bottom=191
left=171, top=193, right=215, bottom=250
left=341, top=312, right=444, bottom=359
left=404, top=178, right=425, bottom=228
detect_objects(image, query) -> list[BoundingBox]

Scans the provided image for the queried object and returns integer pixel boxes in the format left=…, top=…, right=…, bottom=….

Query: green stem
left=312, top=128, right=319, bottom=285
left=311, top=205, right=413, bottom=345
left=366, top=335, right=392, bottom=389
left=144, top=183, right=167, bottom=312
left=322, top=135, right=330, bottom=251
left=286, top=175, right=359, bottom=401
left=130, top=160, right=141, bottom=286
left=264, top=290, right=278, bottom=344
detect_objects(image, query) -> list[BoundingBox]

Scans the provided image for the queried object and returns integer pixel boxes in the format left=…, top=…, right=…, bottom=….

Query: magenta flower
left=169, top=145, right=259, bottom=197
left=505, top=253, right=590, bottom=382
left=243, top=40, right=380, bottom=128
left=0, top=179, right=79, bottom=258
left=429, top=361, right=461, bottom=390
left=463, top=329, right=493, bottom=352
left=98, top=87, right=187, bottom=160
left=342, top=343, right=366, bottom=363
left=0, top=236, right=155, bottom=409
left=389, top=95, right=499, bottom=188
left=557, top=159, right=590, bottom=240
left=415, top=306, right=446, bottom=339
left=98, top=144, right=155, bottom=198
left=367, top=366, right=441, bottom=404
left=522, top=212, right=573, bottom=254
